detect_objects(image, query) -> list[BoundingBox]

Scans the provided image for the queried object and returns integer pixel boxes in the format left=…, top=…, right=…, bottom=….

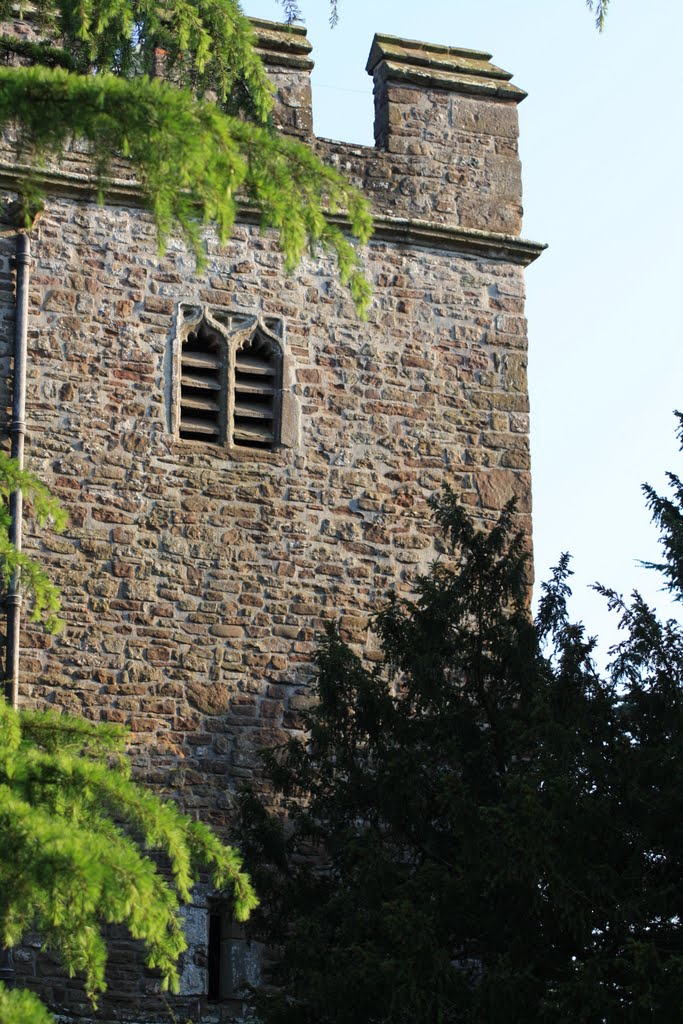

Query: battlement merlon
left=250, top=19, right=314, bottom=138
left=367, top=33, right=526, bottom=148
left=366, top=33, right=526, bottom=235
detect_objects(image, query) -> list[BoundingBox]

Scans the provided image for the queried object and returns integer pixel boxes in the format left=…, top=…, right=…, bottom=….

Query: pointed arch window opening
left=233, top=330, right=282, bottom=450
left=179, top=318, right=227, bottom=443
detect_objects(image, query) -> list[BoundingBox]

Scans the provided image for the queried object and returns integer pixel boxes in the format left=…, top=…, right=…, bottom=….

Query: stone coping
left=250, top=17, right=314, bottom=72
left=0, top=162, right=546, bottom=266
left=366, top=33, right=527, bottom=102
left=249, top=17, right=311, bottom=50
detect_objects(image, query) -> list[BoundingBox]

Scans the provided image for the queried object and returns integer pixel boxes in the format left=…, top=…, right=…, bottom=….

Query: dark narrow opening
left=207, top=912, right=222, bottom=1002
left=233, top=333, right=279, bottom=450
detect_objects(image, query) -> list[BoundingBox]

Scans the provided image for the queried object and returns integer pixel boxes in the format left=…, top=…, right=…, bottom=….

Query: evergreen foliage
left=0, top=700, right=259, bottom=1019
left=0, top=697, right=258, bottom=1021
left=0, top=0, right=372, bottom=312
left=0, top=455, right=258, bottom=1021
left=586, top=0, right=611, bottom=31
left=241, top=431, right=683, bottom=1023
left=0, top=452, right=65, bottom=633
left=280, top=1, right=612, bottom=32
left=0, top=982, right=53, bottom=1024
left=640, top=411, right=683, bottom=599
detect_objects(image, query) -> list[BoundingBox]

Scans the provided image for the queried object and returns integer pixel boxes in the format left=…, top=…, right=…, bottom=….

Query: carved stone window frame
left=172, top=306, right=300, bottom=450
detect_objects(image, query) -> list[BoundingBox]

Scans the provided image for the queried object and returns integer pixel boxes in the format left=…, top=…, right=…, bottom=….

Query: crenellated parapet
left=0, top=15, right=541, bottom=253
left=248, top=21, right=535, bottom=244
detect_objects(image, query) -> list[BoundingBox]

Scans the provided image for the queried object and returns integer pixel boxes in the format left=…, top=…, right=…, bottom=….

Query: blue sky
left=242, top=0, right=683, bottom=662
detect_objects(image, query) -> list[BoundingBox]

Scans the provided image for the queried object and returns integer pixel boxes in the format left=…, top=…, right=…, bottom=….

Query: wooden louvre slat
left=234, top=400, right=273, bottom=420
left=182, top=351, right=222, bottom=370
left=235, top=355, right=275, bottom=377
left=234, top=421, right=274, bottom=444
left=181, top=371, right=222, bottom=391
left=181, top=393, right=221, bottom=413
left=180, top=415, right=220, bottom=436
left=234, top=380, right=275, bottom=397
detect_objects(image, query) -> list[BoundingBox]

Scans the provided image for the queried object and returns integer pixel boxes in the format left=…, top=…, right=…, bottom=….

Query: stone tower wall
left=0, top=20, right=542, bottom=1021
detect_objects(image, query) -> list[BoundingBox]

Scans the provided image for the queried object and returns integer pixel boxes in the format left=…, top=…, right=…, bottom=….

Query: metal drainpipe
left=4, top=231, right=30, bottom=710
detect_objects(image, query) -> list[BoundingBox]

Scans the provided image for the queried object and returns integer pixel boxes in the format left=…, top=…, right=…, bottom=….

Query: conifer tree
left=240, top=418, right=683, bottom=1023
left=0, top=454, right=258, bottom=1024
left=0, top=0, right=372, bottom=312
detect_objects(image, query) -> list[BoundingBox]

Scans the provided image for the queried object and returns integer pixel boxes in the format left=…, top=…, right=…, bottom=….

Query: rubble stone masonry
left=0, top=19, right=543, bottom=1022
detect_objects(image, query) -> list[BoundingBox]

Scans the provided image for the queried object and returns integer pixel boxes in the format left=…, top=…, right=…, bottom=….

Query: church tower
left=0, top=19, right=543, bottom=1021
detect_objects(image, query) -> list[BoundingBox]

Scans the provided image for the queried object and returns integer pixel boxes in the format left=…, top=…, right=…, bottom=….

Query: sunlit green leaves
left=0, top=453, right=65, bottom=632
left=0, top=698, right=258, bottom=1007
left=0, top=984, right=53, bottom=1024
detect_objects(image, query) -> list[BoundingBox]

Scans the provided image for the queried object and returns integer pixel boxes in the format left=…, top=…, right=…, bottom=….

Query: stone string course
left=0, top=19, right=540, bottom=1023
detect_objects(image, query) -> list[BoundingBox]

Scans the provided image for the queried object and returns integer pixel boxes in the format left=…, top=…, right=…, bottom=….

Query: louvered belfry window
left=179, top=319, right=226, bottom=442
left=178, top=311, right=282, bottom=451
left=232, top=332, right=280, bottom=450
